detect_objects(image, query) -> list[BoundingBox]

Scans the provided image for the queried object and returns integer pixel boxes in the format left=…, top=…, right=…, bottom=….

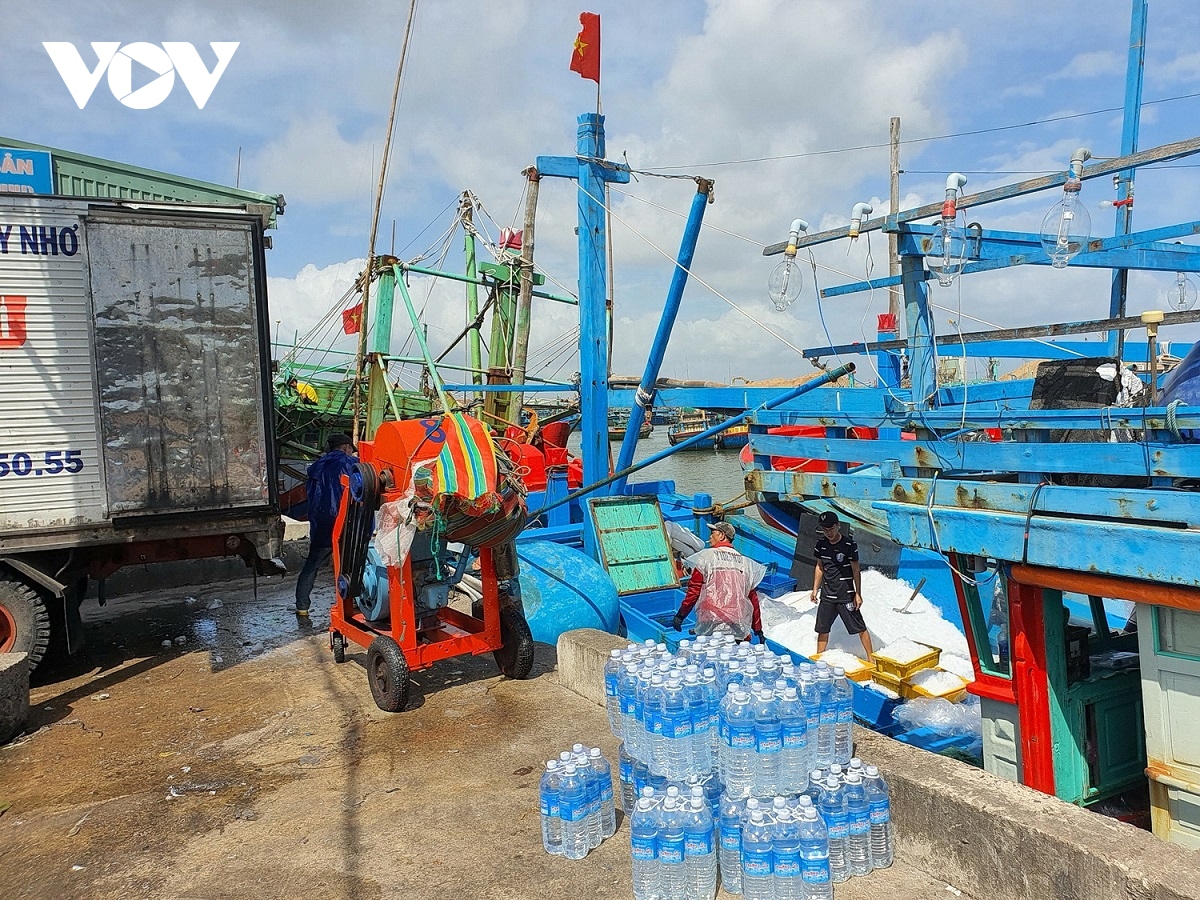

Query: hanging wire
left=574, top=181, right=810, bottom=357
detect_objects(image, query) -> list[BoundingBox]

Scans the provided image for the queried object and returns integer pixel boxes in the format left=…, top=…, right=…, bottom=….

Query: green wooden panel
left=589, top=496, right=679, bottom=595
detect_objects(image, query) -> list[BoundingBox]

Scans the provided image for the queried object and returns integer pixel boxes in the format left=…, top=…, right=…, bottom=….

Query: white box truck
left=0, top=196, right=283, bottom=668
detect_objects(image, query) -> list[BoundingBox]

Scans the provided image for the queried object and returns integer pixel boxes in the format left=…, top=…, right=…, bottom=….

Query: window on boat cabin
left=957, top=559, right=1012, bottom=679
left=1157, top=606, right=1200, bottom=660
left=1062, top=592, right=1138, bottom=646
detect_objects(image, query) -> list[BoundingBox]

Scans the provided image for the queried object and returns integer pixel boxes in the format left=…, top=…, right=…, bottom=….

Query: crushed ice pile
left=910, top=669, right=969, bottom=694
left=875, top=638, right=934, bottom=666
left=762, top=570, right=975, bottom=683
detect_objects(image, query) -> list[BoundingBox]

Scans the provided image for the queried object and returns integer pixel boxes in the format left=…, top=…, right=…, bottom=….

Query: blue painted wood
left=536, top=115, right=632, bottom=554
left=615, top=181, right=711, bottom=491
left=748, top=468, right=1200, bottom=527
left=749, top=433, right=1200, bottom=478
left=1109, top=0, right=1149, bottom=357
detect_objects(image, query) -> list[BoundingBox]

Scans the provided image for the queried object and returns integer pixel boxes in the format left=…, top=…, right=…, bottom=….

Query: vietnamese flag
left=569, top=12, right=600, bottom=83
left=342, top=303, right=363, bottom=335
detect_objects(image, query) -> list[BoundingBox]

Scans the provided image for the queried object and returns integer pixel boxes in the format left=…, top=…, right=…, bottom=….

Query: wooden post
left=889, top=116, right=902, bottom=325
left=510, top=167, right=541, bottom=418
left=461, top=192, right=483, bottom=400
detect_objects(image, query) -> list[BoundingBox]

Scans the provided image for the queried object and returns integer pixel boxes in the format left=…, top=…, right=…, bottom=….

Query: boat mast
left=352, top=0, right=419, bottom=444
left=1105, top=0, right=1148, bottom=360
left=461, top=191, right=484, bottom=402
left=509, top=167, right=542, bottom=418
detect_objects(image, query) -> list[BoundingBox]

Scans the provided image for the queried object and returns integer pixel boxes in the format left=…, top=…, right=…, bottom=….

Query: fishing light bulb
left=927, top=173, right=968, bottom=287
left=1169, top=271, right=1198, bottom=312
left=1039, top=147, right=1092, bottom=269
left=767, top=218, right=808, bottom=310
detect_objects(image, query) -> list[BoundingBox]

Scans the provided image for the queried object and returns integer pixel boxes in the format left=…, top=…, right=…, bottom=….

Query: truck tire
left=0, top=577, right=51, bottom=669
left=493, top=606, right=535, bottom=680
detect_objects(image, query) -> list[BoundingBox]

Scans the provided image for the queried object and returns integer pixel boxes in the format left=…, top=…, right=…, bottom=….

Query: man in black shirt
left=810, top=511, right=874, bottom=659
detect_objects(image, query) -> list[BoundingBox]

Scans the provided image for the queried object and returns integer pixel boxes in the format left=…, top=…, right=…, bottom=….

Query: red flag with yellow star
left=569, top=12, right=600, bottom=83
left=342, top=303, right=363, bottom=335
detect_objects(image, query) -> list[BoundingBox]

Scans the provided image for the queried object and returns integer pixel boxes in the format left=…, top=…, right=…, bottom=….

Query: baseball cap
left=326, top=432, right=354, bottom=452
left=708, top=521, right=735, bottom=540
left=817, top=511, right=839, bottom=529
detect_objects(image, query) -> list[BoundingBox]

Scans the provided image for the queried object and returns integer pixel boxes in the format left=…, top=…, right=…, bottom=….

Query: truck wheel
left=494, top=607, right=535, bottom=680
left=0, top=577, right=51, bottom=669
left=365, top=635, right=410, bottom=712
left=331, top=632, right=347, bottom=664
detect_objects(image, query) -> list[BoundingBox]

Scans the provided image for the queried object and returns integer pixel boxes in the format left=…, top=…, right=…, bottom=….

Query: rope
left=1167, top=398, right=1185, bottom=441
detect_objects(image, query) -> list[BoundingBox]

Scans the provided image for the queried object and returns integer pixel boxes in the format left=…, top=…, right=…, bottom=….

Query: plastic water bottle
left=771, top=808, right=803, bottom=900
left=701, top=666, right=721, bottom=773
left=815, top=669, right=835, bottom=768
left=718, top=792, right=744, bottom=895
left=752, top=688, right=781, bottom=798
left=539, top=760, right=563, bottom=856
left=803, top=770, right=825, bottom=806
left=631, top=797, right=659, bottom=900
left=684, top=672, right=707, bottom=776
left=575, top=750, right=602, bottom=850
left=589, top=747, right=617, bottom=839
left=832, top=667, right=855, bottom=765
left=843, top=772, right=872, bottom=877
left=618, top=742, right=636, bottom=813
left=740, top=809, right=774, bottom=900
left=865, top=764, right=894, bottom=869
left=818, top=777, right=848, bottom=883
left=844, top=757, right=865, bottom=783
left=658, top=796, right=687, bottom=900
left=646, top=674, right=668, bottom=775
left=663, top=677, right=692, bottom=780
left=798, top=805, right=832, bottom=900
left=799, top=675, right=821, bottom=776
left=605, top=648, right=623, bottom=735
left=777, top=686, right=808, bottom=796
left=721, top=690, right=756, bottom=798
left=559, top=763, right=589, bottom=860
left=684, top=797, right=717, bottom=900
left=622, top=664, right=644, bottom=761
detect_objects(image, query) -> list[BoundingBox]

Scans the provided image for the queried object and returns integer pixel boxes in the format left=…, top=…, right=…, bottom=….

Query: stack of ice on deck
left=602, top=635, right=894, bottom=898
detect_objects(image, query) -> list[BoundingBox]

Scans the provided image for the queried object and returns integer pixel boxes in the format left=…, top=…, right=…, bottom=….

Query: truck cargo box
left=0, top=197, right=277, bottom=551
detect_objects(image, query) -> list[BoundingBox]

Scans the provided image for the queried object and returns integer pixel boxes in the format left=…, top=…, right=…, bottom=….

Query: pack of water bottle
left=539, top=743, right=617, bottom=860
left=603, top=637, right=894, bottom=896
left=631, top=784, right=719, bottom=900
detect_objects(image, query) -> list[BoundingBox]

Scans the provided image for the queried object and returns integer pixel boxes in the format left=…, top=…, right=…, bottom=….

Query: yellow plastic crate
left=873, top=641, right=941, bottom=680
left=812, top=651, right=873, bottom=683
left=871, top=669, right=903, bottom=695
left=906, top=667, right=969, bottom=703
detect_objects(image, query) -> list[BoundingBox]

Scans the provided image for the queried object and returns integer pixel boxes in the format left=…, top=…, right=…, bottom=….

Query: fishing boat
left=715, top=421, right=749, bottom=450
left=666, top=409, right=718, bottom=449
left=608, top=409, right=651, bottom=441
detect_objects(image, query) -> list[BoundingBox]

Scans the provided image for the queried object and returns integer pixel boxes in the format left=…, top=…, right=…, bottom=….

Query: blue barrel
left=519, top=539, right=620, bottom=644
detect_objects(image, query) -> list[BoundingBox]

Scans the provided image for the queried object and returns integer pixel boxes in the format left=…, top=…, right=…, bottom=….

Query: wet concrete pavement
left=0, top=574, right=973, bottom=899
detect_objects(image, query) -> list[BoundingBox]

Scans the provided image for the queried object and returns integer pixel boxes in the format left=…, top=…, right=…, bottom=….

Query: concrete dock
left=0, top=575, right=969, bottom=900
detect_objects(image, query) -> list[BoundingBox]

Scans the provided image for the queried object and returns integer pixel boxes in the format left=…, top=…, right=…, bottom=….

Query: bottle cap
left=666, top=786, right=680, bottom=797
left=664, top=797, right=678, bottom=810
left=746, top=798, right=760, bottom=810
left=825, top=777, right=839, bottom=789
left=865, top=764, right=879, bottom=776
left=609, top=648, right=621, bottom=658
left=691, top=797, right=704, bottom=809
left=588, top=747, right=602, bottom=758
left=833, top=666, right=845, bottom=676
left=798, top=796, right=813, bottom=807
left=691, top=786, right=704, bottom=798
left=773, top=796, right=786, bottom=808
left=803, top=806, right=817, bottom=820
left=703, top=667, right=716, bottom=678
left=560, top=751, right=572, bottom=762
left=638, top=797, right=653, bottom=810
left=750, top=809, right=764, bottom=822
left=563, top=763, right=577, bottom=774
left=850, top=757, right=862, bottom=768
left=641, top=786, right=655, bottom=797
left=830, top=764, right=842, bottom=774
left=546, top=760, right=558, bottom=770
left=572, top=743, right=584, bottom=754
left=846, top=773, right=861, bottom=783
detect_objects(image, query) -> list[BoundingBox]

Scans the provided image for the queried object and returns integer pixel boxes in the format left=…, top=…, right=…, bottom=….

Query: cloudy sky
left=5, top=0, right=1200, bottom=388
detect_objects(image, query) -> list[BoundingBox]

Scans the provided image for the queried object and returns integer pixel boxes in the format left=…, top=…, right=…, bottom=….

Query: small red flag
left=569, top=12, right=600, bottom=83
left=342, top=303, right=363, bottom=335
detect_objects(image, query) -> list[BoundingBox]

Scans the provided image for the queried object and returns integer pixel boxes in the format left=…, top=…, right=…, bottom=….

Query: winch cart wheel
left=493, top=607, right=535, bottom=680
left=366, top=635, right=410, bottom=712
left=331, top=632, right=347, bottom=664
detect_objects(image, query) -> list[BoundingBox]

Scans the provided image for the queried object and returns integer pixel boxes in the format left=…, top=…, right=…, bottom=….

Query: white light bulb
left=1170, top=272, right=1198, bottom=312
left=1040, top=190, right=1091, bottom=268
left=928, top=221, right=968, bottom=287
left=768, top=259, right=803, bottom=310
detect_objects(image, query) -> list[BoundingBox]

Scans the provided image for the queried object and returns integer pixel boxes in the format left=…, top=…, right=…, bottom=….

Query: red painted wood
left=1008, top=580, right=1056, bottom=794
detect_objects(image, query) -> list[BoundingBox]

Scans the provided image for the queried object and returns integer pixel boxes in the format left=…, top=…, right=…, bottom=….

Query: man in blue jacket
left=295, top=433, right=357, bottom=617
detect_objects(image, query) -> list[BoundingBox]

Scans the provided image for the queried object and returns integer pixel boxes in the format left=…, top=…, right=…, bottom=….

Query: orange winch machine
left=328, top=416, right=533, bottom=711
